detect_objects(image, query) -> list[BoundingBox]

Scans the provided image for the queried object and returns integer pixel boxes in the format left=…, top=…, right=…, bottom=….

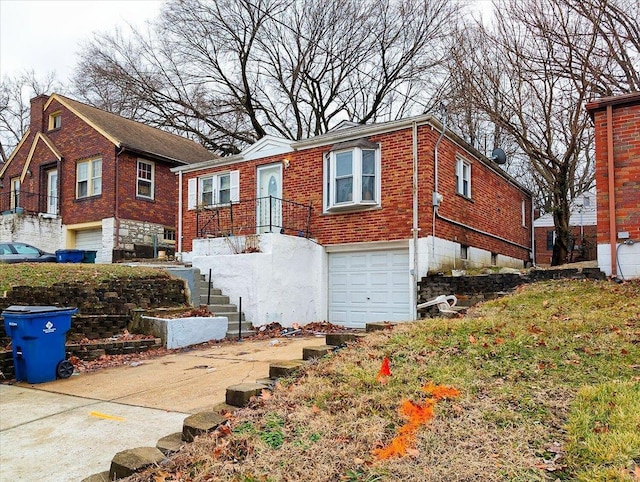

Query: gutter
left=178, top=170, right=183, bottom=254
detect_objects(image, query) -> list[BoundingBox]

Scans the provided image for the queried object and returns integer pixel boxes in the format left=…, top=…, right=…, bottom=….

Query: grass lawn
left=128, top=279, right=639, bottom=481
left=0, top=263, right=170, bottom=293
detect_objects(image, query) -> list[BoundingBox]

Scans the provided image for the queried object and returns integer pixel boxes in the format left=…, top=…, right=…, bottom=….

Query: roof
left=49, top=94, right=215, bottom=165
left=586, top=91, right=640, bottom=118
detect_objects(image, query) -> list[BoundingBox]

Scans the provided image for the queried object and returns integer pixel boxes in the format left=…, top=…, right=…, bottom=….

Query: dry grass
left=0, top=263, right=171, bottom=293
left=129, top=279, right=640, bottom=481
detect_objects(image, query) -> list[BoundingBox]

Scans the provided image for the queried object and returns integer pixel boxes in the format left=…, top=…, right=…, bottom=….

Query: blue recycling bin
left=2, top=305, right=78, bottom=383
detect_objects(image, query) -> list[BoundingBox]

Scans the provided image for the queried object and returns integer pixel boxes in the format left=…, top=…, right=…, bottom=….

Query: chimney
left=29, top=94, right=49, bottom=133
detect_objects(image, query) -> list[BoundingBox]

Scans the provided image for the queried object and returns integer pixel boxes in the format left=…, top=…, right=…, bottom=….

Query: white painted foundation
left=192, top=233, right=327, bottom=328
left=597, top=242, right=640, bottom=279
left=0, top=213, right=63, bottom=253
left=141, top=315, right=228, bottom=349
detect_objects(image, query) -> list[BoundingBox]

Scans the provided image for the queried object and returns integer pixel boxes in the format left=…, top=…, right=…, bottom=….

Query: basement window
left=460, top=244, right=469, bottom=260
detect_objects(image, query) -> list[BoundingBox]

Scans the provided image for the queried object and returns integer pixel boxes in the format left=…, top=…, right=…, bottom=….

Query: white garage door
left=75, top=229, right=103, bottom=251
left=329, top=250, right=411, bottom=328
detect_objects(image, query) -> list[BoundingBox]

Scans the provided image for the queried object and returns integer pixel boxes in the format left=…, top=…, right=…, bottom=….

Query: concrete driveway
left=0, top=336, right=321, bottom=481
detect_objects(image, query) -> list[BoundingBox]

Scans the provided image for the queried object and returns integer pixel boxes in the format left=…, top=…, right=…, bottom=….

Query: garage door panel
left=328, top=249, right=410, bottom=328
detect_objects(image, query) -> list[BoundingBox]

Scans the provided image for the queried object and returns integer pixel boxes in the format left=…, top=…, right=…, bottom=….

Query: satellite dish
left=490, top=147, right=507, bottom=165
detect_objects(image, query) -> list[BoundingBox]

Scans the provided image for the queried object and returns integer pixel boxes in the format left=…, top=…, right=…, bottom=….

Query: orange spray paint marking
left=373, top=383, right=460, bottom=460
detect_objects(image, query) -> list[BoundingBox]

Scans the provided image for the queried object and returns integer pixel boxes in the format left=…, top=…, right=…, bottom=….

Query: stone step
left=199, top=294, right=229, bottom=305
left=226, top=382, right=268, bottom=407
left=182, top=411, right=227, bottom=442
left=366, top=322, right=398, bottom=332
left=302, top=345, right=335, bottom=360
left=210, top=311, right=244, bottom=321
left=269, top=360, right=305, bottom=379
left=81, top=472, right=110, bottom=482
left=156, top=432, right=184, bottom=455
left=109, top=447, right=165, bottom=480
left=206, top=303, right=238, bottom=313
left=325, top=332, right=367, bottom=346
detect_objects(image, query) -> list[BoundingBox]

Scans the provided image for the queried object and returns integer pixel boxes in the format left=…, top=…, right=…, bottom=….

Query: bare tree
left=448, top=0, right=599, bottom=265
left=0, top=71, right=60, bottom=162
left=72, top=0, right=462, bottom=155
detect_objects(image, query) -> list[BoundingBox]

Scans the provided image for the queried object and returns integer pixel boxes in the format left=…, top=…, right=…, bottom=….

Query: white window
left=187, top=170, right=239, bottom=210
left=137, top=160, right=154, bottom=199
left=456, top=157, right=471, bottom=198
left=522, top=200, right=527, bottom=227
left=324, top=141, right=380, bottom=211
left=10, top=177, right=20, bottom=209
left=77, top=158, right=102, bottom=198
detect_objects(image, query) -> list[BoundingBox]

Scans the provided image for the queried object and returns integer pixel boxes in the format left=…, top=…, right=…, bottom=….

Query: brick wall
left=180, top=122, right=532, bottom=262
left=590, top=100, right=640, bottom=244
left=534, top=224, right=597, bottom=265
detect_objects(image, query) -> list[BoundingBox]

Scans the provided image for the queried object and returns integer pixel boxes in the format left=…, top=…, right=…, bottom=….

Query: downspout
left=531, top=200, right=535, bottom=266
left=178, top=169, right=183, bottom=255
left=606, top=105, right=617, bottom=276
left=412, top=121, right=419, bottom=321
left=432, top=105, right=448, bottom=268
left=115, top=147, right=124, bottom=258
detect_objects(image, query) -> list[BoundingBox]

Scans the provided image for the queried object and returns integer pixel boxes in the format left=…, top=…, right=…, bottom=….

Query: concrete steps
left=196, top=274, right=255, bottom=338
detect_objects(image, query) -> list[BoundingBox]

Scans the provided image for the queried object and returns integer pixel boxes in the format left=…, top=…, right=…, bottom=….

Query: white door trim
left=256, top=163, right=283, bottom=234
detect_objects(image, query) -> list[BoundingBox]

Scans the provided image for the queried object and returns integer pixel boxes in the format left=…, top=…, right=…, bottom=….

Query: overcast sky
left=0, top=0, right=164, bottom=83
left=1, top=0, right=493, bottom=88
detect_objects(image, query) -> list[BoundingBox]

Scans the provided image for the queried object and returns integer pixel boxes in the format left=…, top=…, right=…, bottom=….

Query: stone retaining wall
left=417, top=267, right=606, bottom=312
left=0, top=276, right=188, bottom=379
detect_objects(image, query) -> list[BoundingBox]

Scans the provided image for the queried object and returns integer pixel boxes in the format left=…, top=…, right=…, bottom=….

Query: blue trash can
left=2, top=305, right=78, bottom=383
left=55, top=249, right=84, bottom=263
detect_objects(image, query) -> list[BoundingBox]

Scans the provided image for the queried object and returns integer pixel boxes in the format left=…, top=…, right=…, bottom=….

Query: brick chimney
left=29, top=94, right=49, bottom=133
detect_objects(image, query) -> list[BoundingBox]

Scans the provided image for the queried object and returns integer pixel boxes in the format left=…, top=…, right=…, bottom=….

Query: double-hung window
left=187, top=170, right=239, bottom=210
left=456, top=157, right=471, bottom=198
left=137, top=160, right=154, bottom=199
left=324, top=138, right=380, bottom=211
left=77, top=158, right=102, bottom=198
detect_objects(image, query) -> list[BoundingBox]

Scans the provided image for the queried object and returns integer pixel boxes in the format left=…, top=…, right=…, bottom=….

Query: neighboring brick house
left=0, top=94, right=213, bottom=262
left=586, top=92, right=640, bottom=279
left=533, top=191, right=597, bottom=265
left=173, top=115, right=533, bottom=328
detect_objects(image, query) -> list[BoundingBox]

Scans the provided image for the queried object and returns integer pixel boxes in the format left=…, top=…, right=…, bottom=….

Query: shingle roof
left=54, top=94, right=215, bottom=165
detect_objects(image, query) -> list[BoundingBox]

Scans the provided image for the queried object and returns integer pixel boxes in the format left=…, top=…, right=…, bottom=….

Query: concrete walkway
left=0, top=336, right=322, bottom=481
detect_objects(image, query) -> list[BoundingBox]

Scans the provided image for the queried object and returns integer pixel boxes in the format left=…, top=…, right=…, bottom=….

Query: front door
left=256, top=164, right=282, bottom=233
left=47, top=170, right=58, bottom=214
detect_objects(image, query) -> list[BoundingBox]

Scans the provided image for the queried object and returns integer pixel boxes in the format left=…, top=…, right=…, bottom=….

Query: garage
left=74, top=229, right=104, bottom=261
left=328, top=249, right=411, bottom=328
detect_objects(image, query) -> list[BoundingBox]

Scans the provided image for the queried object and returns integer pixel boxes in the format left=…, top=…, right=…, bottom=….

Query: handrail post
left=269, top=195, right=273, bottom=232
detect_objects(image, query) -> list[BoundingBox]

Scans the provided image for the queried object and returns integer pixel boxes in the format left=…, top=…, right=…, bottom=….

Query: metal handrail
left=196, top=196, right=312, bottom=239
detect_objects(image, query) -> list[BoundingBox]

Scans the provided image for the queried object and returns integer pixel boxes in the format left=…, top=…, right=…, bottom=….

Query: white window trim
left=76, top=158, right=102, bottom=199
left=187, top=170, right=239, bottom=210
left=522, top=200, right=527, bottom=227
left=456, top=157, right=471, bottom=198
left=323, top=146, right=381, bottom=212
left=136, top=159, right=155, bottom=200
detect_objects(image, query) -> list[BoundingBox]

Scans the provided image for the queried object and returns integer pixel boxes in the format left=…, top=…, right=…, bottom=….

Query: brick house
left=0, top=94, right=213, bottom=262
left=533, top=191, right=597, bottom=265
left=586, top=92, right=640, bottom=279
left=174, top=115, right=533, bottom=328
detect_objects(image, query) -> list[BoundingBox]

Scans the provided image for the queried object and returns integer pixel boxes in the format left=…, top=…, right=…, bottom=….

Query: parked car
left=0, top=242, right=57, bottom=263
